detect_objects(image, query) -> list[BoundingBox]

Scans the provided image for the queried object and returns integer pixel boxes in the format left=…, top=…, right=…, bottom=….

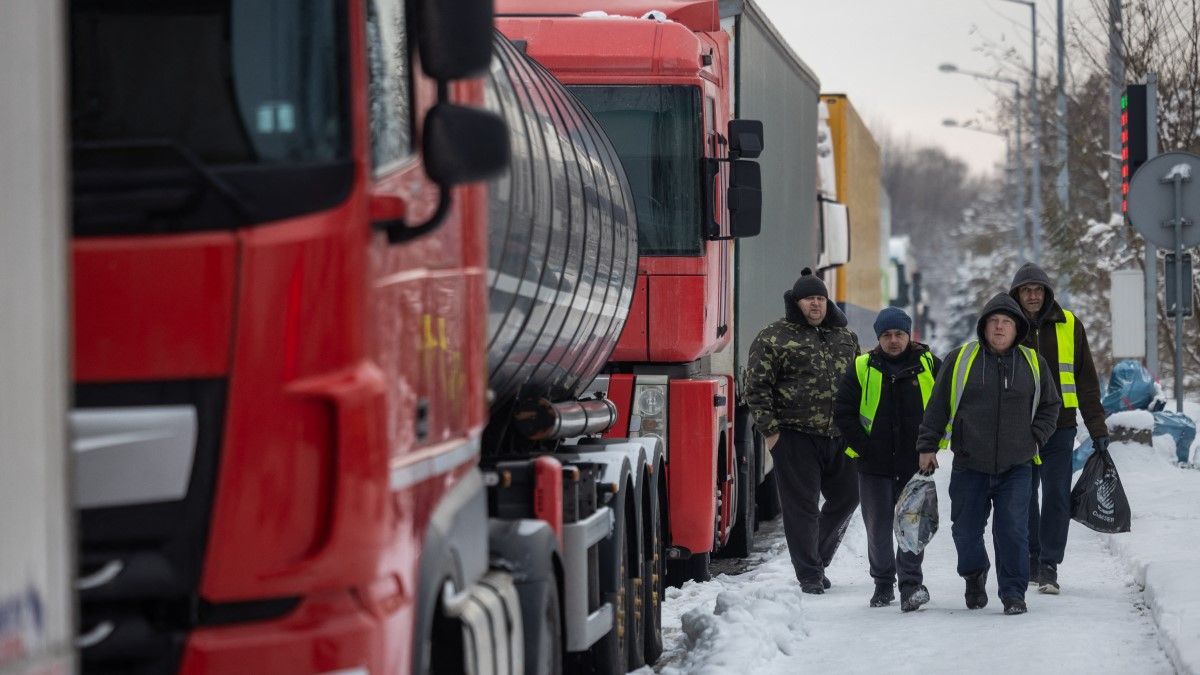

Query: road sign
left=1110, top=270, right=1146, bottom=358
left=1164, top=252, right=1194, bottom=318
left=1127, top=151, right=1200, bottom=249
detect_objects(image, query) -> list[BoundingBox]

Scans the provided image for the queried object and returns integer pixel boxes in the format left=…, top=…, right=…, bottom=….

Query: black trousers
left=770, top=429, right=860, bottom=583
left=858, top=472, right=924, bottom=587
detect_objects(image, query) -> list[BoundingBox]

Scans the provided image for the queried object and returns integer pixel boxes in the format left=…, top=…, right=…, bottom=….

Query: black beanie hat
left=873, top=306, right=912, bottom=338
left=792, top=267, right=828, bottom=300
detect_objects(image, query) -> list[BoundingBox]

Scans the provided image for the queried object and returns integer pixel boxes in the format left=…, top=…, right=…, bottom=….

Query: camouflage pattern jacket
left=745, top=292, right=860, bottom=438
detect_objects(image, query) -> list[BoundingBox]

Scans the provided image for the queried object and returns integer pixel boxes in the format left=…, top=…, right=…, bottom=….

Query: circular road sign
left=1128, top=151, right=1200, bottom=249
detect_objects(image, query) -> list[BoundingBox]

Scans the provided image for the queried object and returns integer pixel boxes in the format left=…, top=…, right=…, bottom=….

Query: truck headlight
left=637, top=387, right=665, bottom=417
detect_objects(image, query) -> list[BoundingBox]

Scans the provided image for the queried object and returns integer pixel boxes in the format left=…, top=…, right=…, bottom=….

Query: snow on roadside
left=1103, top=429, right=1200, bottom=674
left=651, top=527, right=809, bottom=674
left=643, top=459, right=1173, bottom=674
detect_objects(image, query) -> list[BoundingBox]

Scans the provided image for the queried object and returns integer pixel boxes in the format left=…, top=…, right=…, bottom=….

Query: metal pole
left=1015, top=84, right=1028, bottom=260
left=1109, top=0, right=1124, bottom=216
left=1030, top=6, right=1043, bottom=263
left=1171, top=175, right=1185, bottom=412
left=1056, top=0, right=1069, bottom=216
left=1146, top=74, right=1159, bottom=377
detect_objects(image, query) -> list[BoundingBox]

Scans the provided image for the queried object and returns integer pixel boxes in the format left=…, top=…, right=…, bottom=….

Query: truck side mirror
left=423, top=103, right=509, bottom=186
left=728, top=119, right=763, bottom=159
left=817, top=198, right=850, bottom=268
left=728, top=159, right=761, bottom=238
left=375, top=102, right=508, bottom=243
left=417, top=0, right=495, bottom=80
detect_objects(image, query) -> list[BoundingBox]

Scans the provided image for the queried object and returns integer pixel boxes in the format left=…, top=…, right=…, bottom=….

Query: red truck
left=68, top=0, right=770, bottom=674
left=68, top=0, right=519, bottom=672
left=495, top=0, right=770, bottom=585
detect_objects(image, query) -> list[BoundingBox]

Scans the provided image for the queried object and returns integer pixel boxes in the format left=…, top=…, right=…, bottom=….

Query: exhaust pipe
left=513, top=397, right=618, bottom=440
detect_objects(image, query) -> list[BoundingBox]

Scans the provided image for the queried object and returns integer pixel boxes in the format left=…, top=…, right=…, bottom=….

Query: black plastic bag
left=1070, top=448, right=1131, bottom=533
left=894, top=474, right=939, bottom=553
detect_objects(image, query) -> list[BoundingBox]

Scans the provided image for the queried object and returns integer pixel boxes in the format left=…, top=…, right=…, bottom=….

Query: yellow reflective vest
left=1052, top=309, right=1079, bottom=409
left=941, top=340, right=1044, bottom=464
left=845, top=351, right=936, bottom=459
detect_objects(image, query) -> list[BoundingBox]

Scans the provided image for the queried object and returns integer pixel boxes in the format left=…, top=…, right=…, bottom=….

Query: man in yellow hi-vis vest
left=834, top=307, right=942, bottom=612
left=915, top=293, right=1061, bottom=615
left=1009, top=263, right=1108, bottom=595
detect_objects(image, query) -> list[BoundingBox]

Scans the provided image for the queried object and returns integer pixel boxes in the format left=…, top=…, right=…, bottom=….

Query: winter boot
left=821, top=573, right=832, bottom=590
left=900, top=583, right=930, bottom=613
left=1002, top=597, right=1028, bottom=615
left=800, top=579, right=825, bottom=595
left=963, top=570, right=988, bottom=610
left=1029, top=556, right=1040, bottom=586
left=869, top=582, right=895, bottom=607
left=1038, top=563, right=1060, bottom=595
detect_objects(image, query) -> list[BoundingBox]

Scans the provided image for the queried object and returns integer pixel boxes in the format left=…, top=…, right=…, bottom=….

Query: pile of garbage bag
left=1082, top=359, right=1197, bottom=466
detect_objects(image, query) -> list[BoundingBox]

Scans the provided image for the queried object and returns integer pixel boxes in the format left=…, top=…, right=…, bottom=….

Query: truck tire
left=625, top=491, right=646, bottom=672
left=642, top=481, right=666, bottom=665
left=720, top=434, right=756, bottom=558
left=524, top=577, right=563, bottom=675
left=572, top=497, right=629, bottom=674
left=755, top=425, right=781, bottom=524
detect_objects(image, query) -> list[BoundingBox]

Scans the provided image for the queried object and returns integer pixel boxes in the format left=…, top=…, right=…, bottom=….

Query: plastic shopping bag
left=1070, top=448, right=1131, bottom=533
left=894, top=473, right=939, bottom=554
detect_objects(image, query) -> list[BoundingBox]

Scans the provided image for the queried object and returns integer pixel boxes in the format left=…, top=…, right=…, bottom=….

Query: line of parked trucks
left=2, top=1, right=909, bottom=673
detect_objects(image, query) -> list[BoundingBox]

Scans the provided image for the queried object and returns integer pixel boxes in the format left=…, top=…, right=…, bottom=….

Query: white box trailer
left=0, top=2, right=74, bottom=673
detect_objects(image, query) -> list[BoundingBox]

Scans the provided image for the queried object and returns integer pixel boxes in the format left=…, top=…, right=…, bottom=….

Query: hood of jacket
left=1008, top=262, right=1059, bottom=323
left=976, top=292, right=1030, bottom=346
left=783, top=290, right=848, bottom=328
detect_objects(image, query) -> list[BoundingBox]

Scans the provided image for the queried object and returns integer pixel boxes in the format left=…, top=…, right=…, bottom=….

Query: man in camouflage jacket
left=745, top=268, right=861, bottom=593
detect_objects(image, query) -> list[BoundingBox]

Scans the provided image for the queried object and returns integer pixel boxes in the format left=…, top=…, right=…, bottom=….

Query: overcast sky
left=754, top=0, right=1098, bottom=177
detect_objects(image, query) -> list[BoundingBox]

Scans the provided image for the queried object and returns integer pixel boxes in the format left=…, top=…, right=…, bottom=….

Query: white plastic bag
left=894, top=473, right=939, bottom=554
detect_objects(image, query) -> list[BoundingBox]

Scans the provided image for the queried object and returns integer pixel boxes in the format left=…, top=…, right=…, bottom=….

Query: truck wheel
left=721, top=437, right=756, bottom=558
left=625, top=492, right=646, bottom=671
left=527, top=578, right=563, bottom=675
left=573, top=499, right=629, bottom=674
left=756, top=466, right=782, bottom=523
left=642, top=483, right=666, bottom=665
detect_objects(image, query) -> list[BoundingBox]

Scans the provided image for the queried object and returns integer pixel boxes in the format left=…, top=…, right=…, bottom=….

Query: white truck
left=0, top=3, right=74, bottom=673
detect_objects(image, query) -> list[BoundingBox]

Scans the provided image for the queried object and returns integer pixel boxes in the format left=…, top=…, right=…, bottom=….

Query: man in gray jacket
left=916, top=293, right=1060, bottom=615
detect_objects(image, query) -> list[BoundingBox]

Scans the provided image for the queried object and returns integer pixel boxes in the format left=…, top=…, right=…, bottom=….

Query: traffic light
left=1121, top=84, right=1148, bottom=215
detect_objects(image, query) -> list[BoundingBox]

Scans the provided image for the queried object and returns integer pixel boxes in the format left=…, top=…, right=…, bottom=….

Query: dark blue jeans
left=949, top=463, right=1033, bottom=600
left=1029, top=427, right=1076, bottom=568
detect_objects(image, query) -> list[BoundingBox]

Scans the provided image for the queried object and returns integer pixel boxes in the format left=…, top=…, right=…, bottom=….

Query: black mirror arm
left=374, top=82, right=456, bottom=244
left=374, top=186, right=452, bottom=244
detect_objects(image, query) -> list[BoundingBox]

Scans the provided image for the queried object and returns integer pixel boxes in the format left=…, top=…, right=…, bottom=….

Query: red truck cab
left=68, top=1, right=508, bottom=672
left=496, top=0, right=764, bottom=580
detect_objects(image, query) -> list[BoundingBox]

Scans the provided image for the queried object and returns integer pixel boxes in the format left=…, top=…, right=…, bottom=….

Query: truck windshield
left=70, top=0, right=351, bottom=235
left=569, top=85, right=703, bottom=256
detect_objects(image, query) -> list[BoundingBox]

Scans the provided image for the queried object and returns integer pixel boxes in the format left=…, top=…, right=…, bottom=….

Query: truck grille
left=73, top=379, right=226, bottom=674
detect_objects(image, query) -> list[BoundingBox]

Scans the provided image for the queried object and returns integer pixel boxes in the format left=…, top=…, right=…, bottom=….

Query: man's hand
left=1092, top=436, right=1110, bottom=453
left=766, top=433, right=780, bottom=451
left=918, top=452, right=939, bottom=475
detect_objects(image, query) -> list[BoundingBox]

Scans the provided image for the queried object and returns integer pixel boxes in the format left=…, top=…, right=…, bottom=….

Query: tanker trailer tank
left=483, top=36, right=638, bottom=424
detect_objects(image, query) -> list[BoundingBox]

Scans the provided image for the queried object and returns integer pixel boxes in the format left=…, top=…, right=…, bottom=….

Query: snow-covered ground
left=644, top=404, right=1200, bottom=674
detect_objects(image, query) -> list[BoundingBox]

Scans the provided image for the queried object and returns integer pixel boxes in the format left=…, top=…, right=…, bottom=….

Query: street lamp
left=1000, top=0, right=1042, bottom=263
left=939, top=63, right=1028, bottom=261
left=943, top=118, right=1023, bottom=259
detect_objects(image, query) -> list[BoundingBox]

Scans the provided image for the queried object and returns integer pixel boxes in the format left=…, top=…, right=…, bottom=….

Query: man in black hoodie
left=745, top=268, right=861, bottom=594
left=916, top=293, right=1060, bottom=615
left=1009, top=262, right=1108, bottom=594
left=835, top=307, right=942, bottom=612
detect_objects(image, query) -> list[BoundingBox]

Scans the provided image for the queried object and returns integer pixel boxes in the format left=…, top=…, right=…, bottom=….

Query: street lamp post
left=1002, top=0, right=1042, bottom=263
left=943, top=119, right=1024, bottom=259
left=938, top=64, right=1027, bottom=260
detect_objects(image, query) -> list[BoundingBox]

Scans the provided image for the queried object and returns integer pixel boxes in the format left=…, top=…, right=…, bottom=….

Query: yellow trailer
left=821, top=94, right=885, bottom=340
